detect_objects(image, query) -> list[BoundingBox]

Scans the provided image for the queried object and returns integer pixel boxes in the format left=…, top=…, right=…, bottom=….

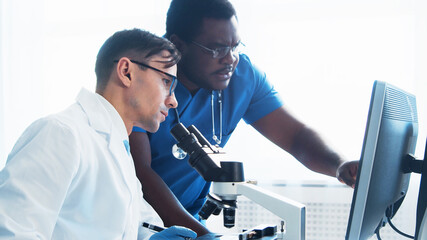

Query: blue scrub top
left=133, top=54, right=283, bottom=218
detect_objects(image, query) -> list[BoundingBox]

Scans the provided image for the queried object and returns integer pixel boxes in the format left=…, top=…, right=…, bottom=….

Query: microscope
left=170, top=123, right=306, bottom=240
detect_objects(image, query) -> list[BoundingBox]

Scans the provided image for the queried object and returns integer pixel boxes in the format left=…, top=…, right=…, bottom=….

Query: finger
left=338, top=170, right=356, bottom=188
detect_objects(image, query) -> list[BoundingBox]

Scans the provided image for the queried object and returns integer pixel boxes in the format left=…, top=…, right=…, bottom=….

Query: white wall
left=225, top=0, right=427, bottom=182
left=1, top=0, right=426, bottom=184
left=0, top=0, right=5, bottom=167
left=0, top=0, right=172, bottom=166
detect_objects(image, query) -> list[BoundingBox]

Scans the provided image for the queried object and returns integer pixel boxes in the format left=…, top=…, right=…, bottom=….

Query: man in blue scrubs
left=130, top=0, right=359, bottom=236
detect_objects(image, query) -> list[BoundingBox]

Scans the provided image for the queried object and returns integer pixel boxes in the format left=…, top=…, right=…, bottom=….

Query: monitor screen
left=345, top=80, right=418, bottom=240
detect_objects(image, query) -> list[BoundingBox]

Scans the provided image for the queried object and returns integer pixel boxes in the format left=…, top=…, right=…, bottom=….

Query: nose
left=166, top=93, right=178, bottom=109
left=220, top=49, right=238, bottom=65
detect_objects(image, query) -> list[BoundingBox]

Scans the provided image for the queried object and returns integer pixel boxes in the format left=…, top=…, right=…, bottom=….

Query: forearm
left=251, top=107, right=344, bottom=178
left=129, top=131, right=209, bottom=236
left=138, top=167, right=210, bottom=236
left=289, top=126, right=344, bottom=178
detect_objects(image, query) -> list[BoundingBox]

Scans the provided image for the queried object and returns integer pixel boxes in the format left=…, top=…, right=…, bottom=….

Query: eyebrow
left=212, top=40, right=242, bottom=48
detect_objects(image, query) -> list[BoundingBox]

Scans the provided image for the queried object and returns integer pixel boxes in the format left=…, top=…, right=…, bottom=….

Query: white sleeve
left=0, top=118, right=80, bottom=239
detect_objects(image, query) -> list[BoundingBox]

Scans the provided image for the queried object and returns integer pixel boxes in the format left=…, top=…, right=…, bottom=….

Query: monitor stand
left=419, top=207, right=427, bottom=240
left=404, top=138, right=427, bottom=240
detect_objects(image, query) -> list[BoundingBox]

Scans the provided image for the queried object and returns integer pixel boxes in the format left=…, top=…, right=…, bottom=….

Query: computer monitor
left=345, top=80, right=418, bottom=240
left=414, top=140, right=427, bottom=240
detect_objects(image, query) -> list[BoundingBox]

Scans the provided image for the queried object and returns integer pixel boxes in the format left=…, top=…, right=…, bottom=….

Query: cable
left=375, top=227, right=382, bottom=240
left=387, top=216, right=414, bottom=239
left=384, top=204, right=415, bottom=239
left=174, top=108, right=181, bottom=123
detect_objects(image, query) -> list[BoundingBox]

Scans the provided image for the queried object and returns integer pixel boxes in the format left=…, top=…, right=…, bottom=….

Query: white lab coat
left=0, top=88, right=161, bottom=239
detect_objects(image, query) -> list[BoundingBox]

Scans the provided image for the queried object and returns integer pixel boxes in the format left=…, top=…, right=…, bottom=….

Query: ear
left=170, top=34, right=187, bottom=53
left=116, top=57, right=132, bottom=88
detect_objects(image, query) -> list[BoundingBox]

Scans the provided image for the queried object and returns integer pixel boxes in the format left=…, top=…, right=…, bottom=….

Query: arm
left=129, top=131, right=210, bottom=237
left=251, top=107, right=357, bottom=187
left=0, top=119, right=79, bottom=238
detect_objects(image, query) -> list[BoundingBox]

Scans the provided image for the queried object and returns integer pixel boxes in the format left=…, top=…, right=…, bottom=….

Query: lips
left=160, top=111, right=168, bottom=121
left=215, top=66, right=234, bottom=75
left=214, top=66, right=234, bottom=80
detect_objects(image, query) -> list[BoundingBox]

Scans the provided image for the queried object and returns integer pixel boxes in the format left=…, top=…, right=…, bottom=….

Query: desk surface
left=215, top=233, right=280, bottom=240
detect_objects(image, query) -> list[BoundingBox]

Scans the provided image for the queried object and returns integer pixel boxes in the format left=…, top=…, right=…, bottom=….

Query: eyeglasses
left=191, top=41, right=244, bottom=59
left=113, top=59, right=178, bottom=96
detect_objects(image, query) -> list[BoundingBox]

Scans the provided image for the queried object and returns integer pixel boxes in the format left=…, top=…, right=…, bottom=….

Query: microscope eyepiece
left=170, top=123, right=244, bottom=229
left=170, top=123, right=223, bottom=181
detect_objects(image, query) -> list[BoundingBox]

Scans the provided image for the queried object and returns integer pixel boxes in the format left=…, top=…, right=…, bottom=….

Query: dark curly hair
left=165, top=0, right=237, bottom=42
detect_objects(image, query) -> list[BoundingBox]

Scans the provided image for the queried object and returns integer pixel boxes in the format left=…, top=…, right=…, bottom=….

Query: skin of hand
left=336, top=160, right=359, bottom=188
left=148, top=226, right=197, bottom=240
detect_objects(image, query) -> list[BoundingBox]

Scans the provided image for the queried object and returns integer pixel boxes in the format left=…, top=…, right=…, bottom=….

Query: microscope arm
left=212, top=182, right=306, bottom=240
left=170, top=123, right=305, bottom=239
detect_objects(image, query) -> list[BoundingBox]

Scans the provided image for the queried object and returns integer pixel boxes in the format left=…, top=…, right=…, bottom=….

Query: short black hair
left=165, top=0, right=237, bottom=42
left=95, top=28, right=180, bottom=92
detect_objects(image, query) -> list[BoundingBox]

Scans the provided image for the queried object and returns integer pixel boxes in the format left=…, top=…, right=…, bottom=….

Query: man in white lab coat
left=0, top=29, right=196, bottom=240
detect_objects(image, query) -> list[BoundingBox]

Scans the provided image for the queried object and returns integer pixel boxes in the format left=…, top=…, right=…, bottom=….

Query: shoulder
left=229, top=54, right=269, bottom=94
left=7, top=112, right=83, bottom=174
left=17, top=104, right=88, bottom=150
left=233, top=54, right=266, bottom=82
left=42, top=101, right=98, bottom=138
left=235, top=54, right=256, bottom=72
left=22, top=112, right=82, bottom=148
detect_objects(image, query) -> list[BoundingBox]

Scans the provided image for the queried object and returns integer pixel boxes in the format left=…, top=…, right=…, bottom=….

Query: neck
left=177, top=69, right=200, bottom=96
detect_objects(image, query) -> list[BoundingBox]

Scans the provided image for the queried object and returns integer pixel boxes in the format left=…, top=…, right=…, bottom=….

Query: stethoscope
left=172, top=90, right=223, bottom=160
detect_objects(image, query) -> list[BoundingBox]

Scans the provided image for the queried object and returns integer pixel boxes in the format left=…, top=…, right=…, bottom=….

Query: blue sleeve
left=132, top=126, right=146, bottom=133
left=240, top=55, right=283, bottom=124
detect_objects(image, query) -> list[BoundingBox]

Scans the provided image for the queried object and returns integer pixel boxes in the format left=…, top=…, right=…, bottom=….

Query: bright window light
left=1, top=1, right=426, bottom=183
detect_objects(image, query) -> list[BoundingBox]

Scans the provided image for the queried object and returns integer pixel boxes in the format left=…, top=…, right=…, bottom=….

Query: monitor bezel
left=345, top=80, right=418, bottom=239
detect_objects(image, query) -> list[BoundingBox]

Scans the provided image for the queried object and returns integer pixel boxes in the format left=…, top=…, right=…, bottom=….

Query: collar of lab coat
left=75, top=88, right=129, bottom=142
left=75, top=88, right=133, bottom=169
left=75, top=88, right=140, bottom=228
left=75, top=88, right=136, bottom=193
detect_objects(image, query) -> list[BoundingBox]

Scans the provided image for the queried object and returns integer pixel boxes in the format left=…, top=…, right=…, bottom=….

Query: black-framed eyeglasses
left=113, top=59, right=178, bottom=96
left=191, top=41, right=244, bottom=59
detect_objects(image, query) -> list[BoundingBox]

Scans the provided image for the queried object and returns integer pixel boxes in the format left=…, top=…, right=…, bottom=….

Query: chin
left=215, top=81, right=230, bottom=90
left=139, top=122, right=160, bottom=133
left=148, top=125, right=160, bottom=133
left=209, top=78, right=230, bottom=90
